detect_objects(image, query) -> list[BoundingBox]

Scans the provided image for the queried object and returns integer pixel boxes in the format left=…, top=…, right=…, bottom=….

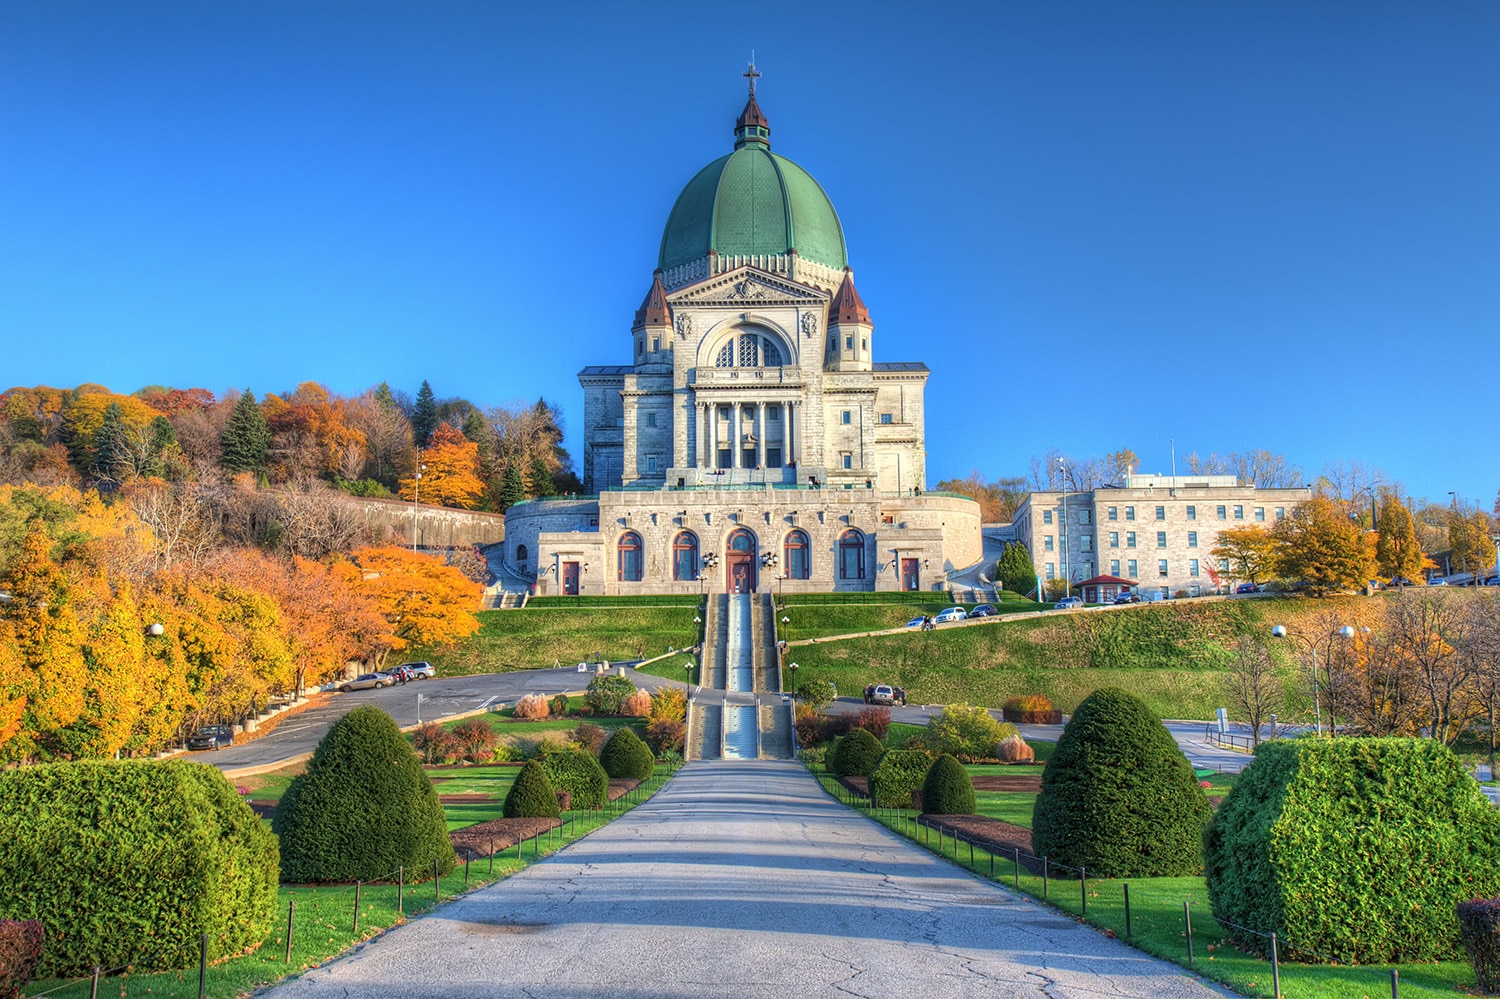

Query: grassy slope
left=787, top=595, right=1376, bottom=718
left=778, top=591, right=1044, bottom=642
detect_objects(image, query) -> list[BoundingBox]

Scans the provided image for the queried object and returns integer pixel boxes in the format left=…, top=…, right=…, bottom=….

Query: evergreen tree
left=373, top=381, right=398, bottom=410
left=220, top=390, right=270, bottom=474
left=528, top=455, right=554, bottom=498
left=499, top=462, right=526, bottom=510
left=412, top=380, right=438, bottom=448
left=1375, top=496, right=1424, bottom=584
left=91, top=402, right=130, bottom=482
left=994, top=541, right=1037, bottom=596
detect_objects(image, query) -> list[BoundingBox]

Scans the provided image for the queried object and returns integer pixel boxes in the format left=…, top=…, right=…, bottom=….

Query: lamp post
left=1058, top=456, right=1070, bottom=598
left=411, top=463, right=427, bottom=552
left=683, top=659, right=696, bottom=689
left=1271, top=623, right=1360, bottom=736
left=781, top=614, right=790, bottom=644
left=787, top=661, right=799, bottom=694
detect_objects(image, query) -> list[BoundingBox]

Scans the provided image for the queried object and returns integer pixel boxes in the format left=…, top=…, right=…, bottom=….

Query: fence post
left=1390, top=969, right=1399, bottom=998
left=284, top=898, right=296, bottom=963
left=969, top=838, right=974, bottom=867
left=1042, top=856, right=1049, bottom=899
left=198, top=933, right=207, bottom=999
left=398, top=866, right=404, bottom=916
left=1183, top=900, right=1194, bottom=963
left=434, top=857, right=441, bottom=901
left=354, top=881, right=361, bottom=933
left=1013, top=847, right=1020, bottom=888
left=1080, top=867, right=1087, bottom=917
left=90, top=966, right=100, bottom=999
left=989, top=847, right=995, bottom=878
left=1123, top=883, right=1132, bottom=939
left=1270, top=932, right=1281, bottom=998
left=465, top=857, right=471, bottom=889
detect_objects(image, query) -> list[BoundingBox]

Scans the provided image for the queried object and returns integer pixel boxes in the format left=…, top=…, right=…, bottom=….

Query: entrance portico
left=726, top=528, right=758, bottom=593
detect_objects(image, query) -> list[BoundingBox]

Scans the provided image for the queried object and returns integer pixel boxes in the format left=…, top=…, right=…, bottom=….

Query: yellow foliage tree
left=0, top=527, right=88, bottom=760
left=1210, top=525, right=1281, bottom=587
left=333, top=545, right=481, bottom=664
left=1272, top=495, right=1376, bottom=596
left=399, top=424, right=484, bottom=509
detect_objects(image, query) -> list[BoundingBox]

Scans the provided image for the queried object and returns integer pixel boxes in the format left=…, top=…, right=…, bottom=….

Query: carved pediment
left=670, top=267, right=824, bottom=306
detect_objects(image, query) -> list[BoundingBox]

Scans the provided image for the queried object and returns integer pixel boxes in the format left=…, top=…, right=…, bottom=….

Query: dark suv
left=187, top=725, right=234, bottom=751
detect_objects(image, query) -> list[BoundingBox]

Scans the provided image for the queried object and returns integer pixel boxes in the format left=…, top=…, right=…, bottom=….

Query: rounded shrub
left=828, top=727, right=884, bottom=777
left=796, top=679, right=837, bottom=710
left=868, top=749, right=931, bottom=808
left=599, top=728, right=655, bottom=781
left=1031, top=687, right=1210, bottom=878
left=929, top=704, right=1017, bottom=762
left=994, top=734, right=1035, bottom=763
left=273, top=705, right=454, bottom=884
left=1205, top=738, right=1500, bottom=964
left=503, top=760, right=560, bottom=818
left=0, top=760, right=278, bottom=976
left=920, top=754, right=976, bottom=814
left=540, top=749, right=610, bottom=810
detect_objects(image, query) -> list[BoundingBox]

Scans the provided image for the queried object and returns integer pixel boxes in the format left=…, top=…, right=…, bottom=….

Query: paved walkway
left=263, top=762, right=1222, bottom=998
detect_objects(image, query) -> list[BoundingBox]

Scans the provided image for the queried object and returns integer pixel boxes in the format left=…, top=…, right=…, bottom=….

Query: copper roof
left=735, top=93, right=769, bottom=133
left=1074, top=574, right=1139, bottom=587
left=632, top=271, right=671, bottom=329
left=827, top=268, right=871, bottom=325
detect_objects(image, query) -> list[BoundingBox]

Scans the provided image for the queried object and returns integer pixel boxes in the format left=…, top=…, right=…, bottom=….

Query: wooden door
left=562, top=561, right=580, bottom=595
left=901, top=558, right=920, bottom=592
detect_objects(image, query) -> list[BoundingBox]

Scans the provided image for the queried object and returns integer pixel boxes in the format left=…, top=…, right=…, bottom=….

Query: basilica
left=505, top=71, right=981, bottom=596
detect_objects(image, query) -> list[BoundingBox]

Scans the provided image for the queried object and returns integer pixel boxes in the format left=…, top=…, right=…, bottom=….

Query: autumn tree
left=935, top=471, right=1029, bottom=523
left=1385, top=589, right=1472, bottom=745
left=1211, top=525, right=1280, bottom=588
left=1223, top=637, right=1282, bottom=746
left=332, top=546, right=481, bottom=666
left=220, top=391, right=271, bottom=474
left=1272, top=495, right=1375, bottom=595
left=399, top=423, right=484, bottom=509
left=0, top=527, right=87, bottom=760
left=1375, top=494, right=1424, bottom=584
left=1450, top=508, right=1496, bottom=580
left=1184, top=449, right=1302, bottom=488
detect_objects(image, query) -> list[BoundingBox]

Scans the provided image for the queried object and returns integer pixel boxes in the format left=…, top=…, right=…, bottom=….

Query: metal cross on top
left=743, top=60, right=761, bottom=96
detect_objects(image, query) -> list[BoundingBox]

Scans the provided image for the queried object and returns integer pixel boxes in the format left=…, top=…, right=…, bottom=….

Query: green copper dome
left=657, top=95, right=847, bottom=272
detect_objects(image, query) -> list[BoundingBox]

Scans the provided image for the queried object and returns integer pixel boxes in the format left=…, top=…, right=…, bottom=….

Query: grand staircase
left=685, top=592, right=793, bottom=761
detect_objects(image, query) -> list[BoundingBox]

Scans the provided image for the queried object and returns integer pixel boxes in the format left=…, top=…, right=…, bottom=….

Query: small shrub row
left=1001, top=694, right=1062, bottom=725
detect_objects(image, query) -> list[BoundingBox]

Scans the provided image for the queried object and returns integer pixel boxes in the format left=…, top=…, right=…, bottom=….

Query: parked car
left=1483, top=575, right=1500, bottom=587
left=933, top=606, right=968, bottom=624
left=1112, top=591, right=1140, bottom=605
left=1235, top=583, right=1257, bottom=595
left=1054, top=595, right=1083, bottom=610
left=397, top=661, right=436, bottom=679
left=339, top=673, right=392, bottom=692
left=1427, top=577, right=1449, bottom=586
left=1388, top=576, right=1419, bottom=588
left=186, top=725, right=234, bottom=751
left=968, top=604, right=997, bottom=618
left=905, top=616, right=926, bottom=629
left=869, top=684, right=898, bottom=706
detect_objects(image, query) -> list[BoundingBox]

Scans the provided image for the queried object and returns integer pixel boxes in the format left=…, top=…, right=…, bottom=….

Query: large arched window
left=838, top=529, right=866, bottom=580
left=784, top=530, right=810, bottom=580
left=672, top=531, right=699, bottom=582
left=713, top=332, right=784, bottom=368
left=515, top=543, right=528, bottom=564
left=617, top=531, right=643, bottom=582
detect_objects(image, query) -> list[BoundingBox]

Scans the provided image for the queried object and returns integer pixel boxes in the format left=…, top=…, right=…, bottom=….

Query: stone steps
left=758, top=702, right=793, bottom=760
left=688, top=702, right=721, bottom=761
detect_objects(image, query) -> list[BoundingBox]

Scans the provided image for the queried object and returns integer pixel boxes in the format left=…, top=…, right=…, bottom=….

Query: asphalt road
left=199, top=666, right=675, bottom=773
left=260, top=761, right=1223, bottom=999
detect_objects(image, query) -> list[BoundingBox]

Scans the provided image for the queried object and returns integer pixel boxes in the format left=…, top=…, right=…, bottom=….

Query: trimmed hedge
left=273, top=705, right=454, bottom=883
left=599, top=728, right=655, bottom=781
left=540, top=749, right=610, bottom=809
left=921, top=754, right=976, bottom=814
left=504, top=761, right=560, bottom=818
left=0, top=760, right=278, bottom=976
left=867, top=750, right=931, bottom=808
left=828, top=727, right=884, bottom=777
left=1032, top=687, right=1209, bottom=878
left=1205, top=738, right=1500, bottom=964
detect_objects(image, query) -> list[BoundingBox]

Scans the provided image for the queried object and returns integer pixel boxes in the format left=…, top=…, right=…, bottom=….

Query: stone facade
left=1012, top=473, right=1311, bottom=598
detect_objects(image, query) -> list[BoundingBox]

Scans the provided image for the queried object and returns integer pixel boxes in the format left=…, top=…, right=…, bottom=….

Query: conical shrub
left=503, top=760, right=560, bottom=818
left=867, top=749, right=930, bottom=808
left=599, top=728, right=654, bottom=781
left=1031, top=687, right=1211, bottom=877
left=920, top=754, right=976, bottom=814
left=540, top=749, right=609, bottom=810
left=829, top=727, right=884, bottom=777
left=273, top=705, right=454, bottom=883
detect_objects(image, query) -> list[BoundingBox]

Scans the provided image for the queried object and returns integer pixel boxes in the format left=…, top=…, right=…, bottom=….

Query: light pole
left=1271, top=623, right=1360, bottom=736
left=411, top=462, right=427, bottom=552
left=781, top=614, right=790, bottom=644
left=1058, top=456, right=1070, bottom=598
left=683, top=658, right=696, bottom=688
left=787, top=661, right=799, bottom=694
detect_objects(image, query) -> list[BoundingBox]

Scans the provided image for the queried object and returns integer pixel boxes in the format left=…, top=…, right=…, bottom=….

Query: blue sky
left=2, top=2, right=1496, bottom=505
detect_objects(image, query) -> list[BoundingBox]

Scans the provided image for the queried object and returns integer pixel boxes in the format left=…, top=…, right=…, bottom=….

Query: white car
left=933, top=606, right=967, bottom=624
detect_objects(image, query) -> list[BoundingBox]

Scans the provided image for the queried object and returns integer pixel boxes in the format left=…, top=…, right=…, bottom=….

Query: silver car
left=339, top=673, right=392, bottom=692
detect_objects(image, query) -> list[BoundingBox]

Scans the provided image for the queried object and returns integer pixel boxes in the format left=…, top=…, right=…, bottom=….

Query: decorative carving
left=726, top=277, right=768, bottom=301
left=801, top=312, right=819, bottom=339
left=675, top=313, right=694, bottom=339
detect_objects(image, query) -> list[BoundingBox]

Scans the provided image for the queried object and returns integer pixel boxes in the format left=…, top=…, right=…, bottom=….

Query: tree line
left=0, top=380, right=581, bottom=513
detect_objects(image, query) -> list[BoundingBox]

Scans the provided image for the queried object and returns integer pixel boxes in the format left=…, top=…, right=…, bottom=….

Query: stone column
left=788, top=402, right=797, bottom=465
left=756, top=402, right=766, bottom=469
left=731, top=404, right=741, bottom=469
left=621, top=396, right=638, bottom=484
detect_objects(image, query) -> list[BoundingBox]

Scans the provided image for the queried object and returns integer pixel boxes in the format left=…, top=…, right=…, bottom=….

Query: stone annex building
left=505, top=73, right=981, bottom=596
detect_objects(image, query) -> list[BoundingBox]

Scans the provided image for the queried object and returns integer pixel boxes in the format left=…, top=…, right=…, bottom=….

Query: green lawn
left=815, top=771, right=1475, bottom=998
left=777, top=592, right=1043, bottom=642
left=403, top=605, right=704, bottom=676
left=25, top=766, right=678, bottom=999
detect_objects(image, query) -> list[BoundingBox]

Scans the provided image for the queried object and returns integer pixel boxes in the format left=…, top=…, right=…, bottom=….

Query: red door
left=901, top=558, right=920, bottom=592
left=563, top=561, right=580, bottom=595
left=725, top=528, right=758, bottom=593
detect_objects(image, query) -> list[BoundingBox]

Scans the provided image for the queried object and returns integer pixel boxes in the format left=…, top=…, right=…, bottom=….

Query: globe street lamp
left=781, top=614, right=790, bottom=644
left=411, top=463, right=428, bottom=552
left=787, top=662, right=800, bottom=694
left=1058, top=456, right=1070, bottom=599
left=1271, top=623, right=1362, bottom=736
left=682, top=658, right=696, bottom=688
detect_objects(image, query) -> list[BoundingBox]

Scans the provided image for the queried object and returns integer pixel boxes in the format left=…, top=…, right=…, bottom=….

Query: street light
left=1058, top=456, right=1070, bottom=598
left=787, top=661, right=800, bottom=694
left=1271, top=623, right=1361, bottom=736
left=682, top=659, right=696, bottom=688
left=411, top=463, right=428, bottom=552
left=781, top=614, right=790, bottom=643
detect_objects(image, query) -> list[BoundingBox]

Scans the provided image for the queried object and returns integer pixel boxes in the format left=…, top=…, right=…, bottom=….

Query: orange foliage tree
left=333, top=545, right=481, bottom=665
left=399, top=423, right=484, bottom=509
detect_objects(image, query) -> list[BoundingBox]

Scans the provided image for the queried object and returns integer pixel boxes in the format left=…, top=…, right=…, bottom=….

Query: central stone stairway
left=689, top=703, right=722, bottom=761
left=684, top=593, right=793, bottom=761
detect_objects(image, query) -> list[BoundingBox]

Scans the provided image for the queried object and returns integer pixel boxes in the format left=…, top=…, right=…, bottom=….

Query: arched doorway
left=726, top=528, right=758, bottom=594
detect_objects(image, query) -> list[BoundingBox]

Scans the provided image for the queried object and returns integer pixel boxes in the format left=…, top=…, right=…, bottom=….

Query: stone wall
left=338, top=496, right=506, bottom=549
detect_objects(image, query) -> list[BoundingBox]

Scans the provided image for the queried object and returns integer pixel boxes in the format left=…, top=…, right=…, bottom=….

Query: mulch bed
left=837, top=776, right=869, bottom=797
left=438, top=793, right=495, bottom=804
left=971, top=775, right=1042, bottom=793
left=916, top=814, right=1045, bottom=874
left=450, top=817, right=563, bottom=860
left=608, top=778, right=641, bottom=801
left=248, top=800, right=278, bottom=818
